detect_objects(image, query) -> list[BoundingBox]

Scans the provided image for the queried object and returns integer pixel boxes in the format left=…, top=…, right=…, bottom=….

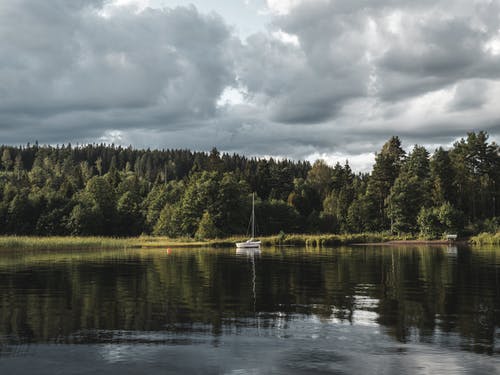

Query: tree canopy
left=0, top=132, right=498, bottom=238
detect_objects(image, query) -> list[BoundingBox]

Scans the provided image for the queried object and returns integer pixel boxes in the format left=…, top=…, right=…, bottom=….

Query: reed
left=0, top=236, right=136, bottom=249
left=0, top=232, right=416, bottom=250
left=470, top=232, right=500, bottom=246
left=208, top=232, right=410, bottom=248
left=137, top=236, right=208, bottom=248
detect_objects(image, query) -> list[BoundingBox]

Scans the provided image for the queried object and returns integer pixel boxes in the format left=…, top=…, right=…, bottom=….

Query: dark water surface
left=0, top=245, right=499, bottom=374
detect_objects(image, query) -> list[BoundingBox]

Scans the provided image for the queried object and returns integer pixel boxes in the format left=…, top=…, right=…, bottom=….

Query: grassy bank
left=0, top=236, right=218, bottom=250
left=0, top=236, right=137, bottom=249
left=207, top=233, right=414, bottom=248
left=132, top=233, right=413, bottom=248
left=470, top=232, right=500, bottom=246
left=0, top=233, right=416, bottom=250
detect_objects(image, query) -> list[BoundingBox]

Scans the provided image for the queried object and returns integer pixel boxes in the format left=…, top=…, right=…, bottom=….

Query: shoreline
left=386, top=239, right=469, bottom=245
left=0, top=234, right=494, bottom=250
left=353, top=240, right=470, bottom=246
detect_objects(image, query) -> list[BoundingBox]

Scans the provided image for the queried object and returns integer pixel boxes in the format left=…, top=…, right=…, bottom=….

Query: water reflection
left=0, top=245, right=498, bottom=359
left=446, top=245, right=458, bottom=256
left=236, top=247, right=260, bottom=314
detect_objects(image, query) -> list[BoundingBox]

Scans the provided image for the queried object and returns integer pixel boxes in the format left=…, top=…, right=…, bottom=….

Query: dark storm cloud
left=448, top=80, right=488, bottom=111
left=0, top=1, right=235, bottom=134
left=232, top=0, right=500, bottom=163
left=264, top=0, right=500, bottom=106
left=1, top=0, right=500, bottom=171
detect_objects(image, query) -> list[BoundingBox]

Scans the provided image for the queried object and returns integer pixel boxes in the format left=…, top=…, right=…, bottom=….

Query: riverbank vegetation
left=0, top=236, right=135, bottom=249
left=0, top=233, right=410, bottom=250
left=0, top=131, right=498, bottom=240
left=0, top=236, right=224, bottom=250
left=213, top=233, right=412, bottom=247
left=470, top=232, right=500, bottom=246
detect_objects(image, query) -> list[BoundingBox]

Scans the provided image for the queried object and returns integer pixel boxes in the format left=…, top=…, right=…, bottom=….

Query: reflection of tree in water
left=0, top=246, right=498, bottom=354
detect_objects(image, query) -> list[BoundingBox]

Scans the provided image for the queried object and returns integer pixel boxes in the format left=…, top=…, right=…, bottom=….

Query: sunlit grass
left=470, top=232, right=500, bottom=246
left=206, top=233, right=413, bottom=247
left=0, top=236, right=136, bottom=249
left=0, top=232, right=427, bottom=250
left=0, top=236, right=215, bottom=250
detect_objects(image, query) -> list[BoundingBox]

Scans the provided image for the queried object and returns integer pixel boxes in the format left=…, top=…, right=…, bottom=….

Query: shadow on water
left=0, top=244, right=499, bottom=371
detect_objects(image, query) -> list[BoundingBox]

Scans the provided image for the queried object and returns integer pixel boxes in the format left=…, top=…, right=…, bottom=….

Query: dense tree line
left=0, top=131, right=498, bottom=238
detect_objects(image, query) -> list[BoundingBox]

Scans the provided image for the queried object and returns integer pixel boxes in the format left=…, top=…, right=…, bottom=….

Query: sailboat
left=236, top=193, right=261, bottom=249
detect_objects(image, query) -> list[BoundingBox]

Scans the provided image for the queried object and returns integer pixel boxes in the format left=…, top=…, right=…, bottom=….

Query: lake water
left=0, top=245, right=499, bottom=374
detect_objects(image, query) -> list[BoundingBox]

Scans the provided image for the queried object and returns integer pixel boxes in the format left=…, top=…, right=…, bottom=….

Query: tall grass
left=0, top=232, right=418, bottom=250
left=208, top=233, right=411, bottom=248
left=0, top=236, right=136, bottom=249
left=470, top=232, right=500, bottom=246
left=0, top=236, right=215, bottom=250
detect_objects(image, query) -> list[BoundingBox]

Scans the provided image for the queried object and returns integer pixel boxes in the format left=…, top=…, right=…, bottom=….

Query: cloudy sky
left=1, top=0, right=500, bottom=171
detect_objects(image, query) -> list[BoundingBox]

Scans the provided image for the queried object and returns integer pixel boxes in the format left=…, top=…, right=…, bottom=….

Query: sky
left=1, top=0, right=500, bottom=171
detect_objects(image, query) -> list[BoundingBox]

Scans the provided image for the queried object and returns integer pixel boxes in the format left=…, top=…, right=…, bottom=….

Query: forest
left=0, top=131, right=498, bottom=239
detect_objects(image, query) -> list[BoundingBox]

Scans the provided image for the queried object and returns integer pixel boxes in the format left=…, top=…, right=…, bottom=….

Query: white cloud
left=99, top=130, right=125, bottom=144
left=98, top=0, right=152, bottom=17
left=271, top=29, right=299, bottom=46
left=484, top=34, right=500, bottom=55
left=306, top=152, right=376, bottom=173
left=217, top=86, right=249, bottom=107
left=266, top=0, right=327, bottom=15
left=266, top=0, right=303, bottom=15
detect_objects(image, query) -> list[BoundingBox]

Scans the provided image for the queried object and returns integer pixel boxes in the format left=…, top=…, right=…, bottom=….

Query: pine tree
left=195, top=211, right=219, bottom=239
left=387, top=145, right=431, bottom=234
left=365, top=136, right=406, bottom=231
left=430, top=147, right=455, bottom=206
left=1, top=149, right=12, bottom=171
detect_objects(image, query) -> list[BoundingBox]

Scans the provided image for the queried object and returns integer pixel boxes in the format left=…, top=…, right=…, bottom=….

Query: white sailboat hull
left=236, top=240, right=261, bottom=248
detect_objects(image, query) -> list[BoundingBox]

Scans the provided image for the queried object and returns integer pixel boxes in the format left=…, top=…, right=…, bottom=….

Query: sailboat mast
left=251, top=193, right=255, bottom=239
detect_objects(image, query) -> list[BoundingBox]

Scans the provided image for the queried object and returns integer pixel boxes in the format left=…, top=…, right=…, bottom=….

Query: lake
left=0, top=245, right=499, bottom=374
